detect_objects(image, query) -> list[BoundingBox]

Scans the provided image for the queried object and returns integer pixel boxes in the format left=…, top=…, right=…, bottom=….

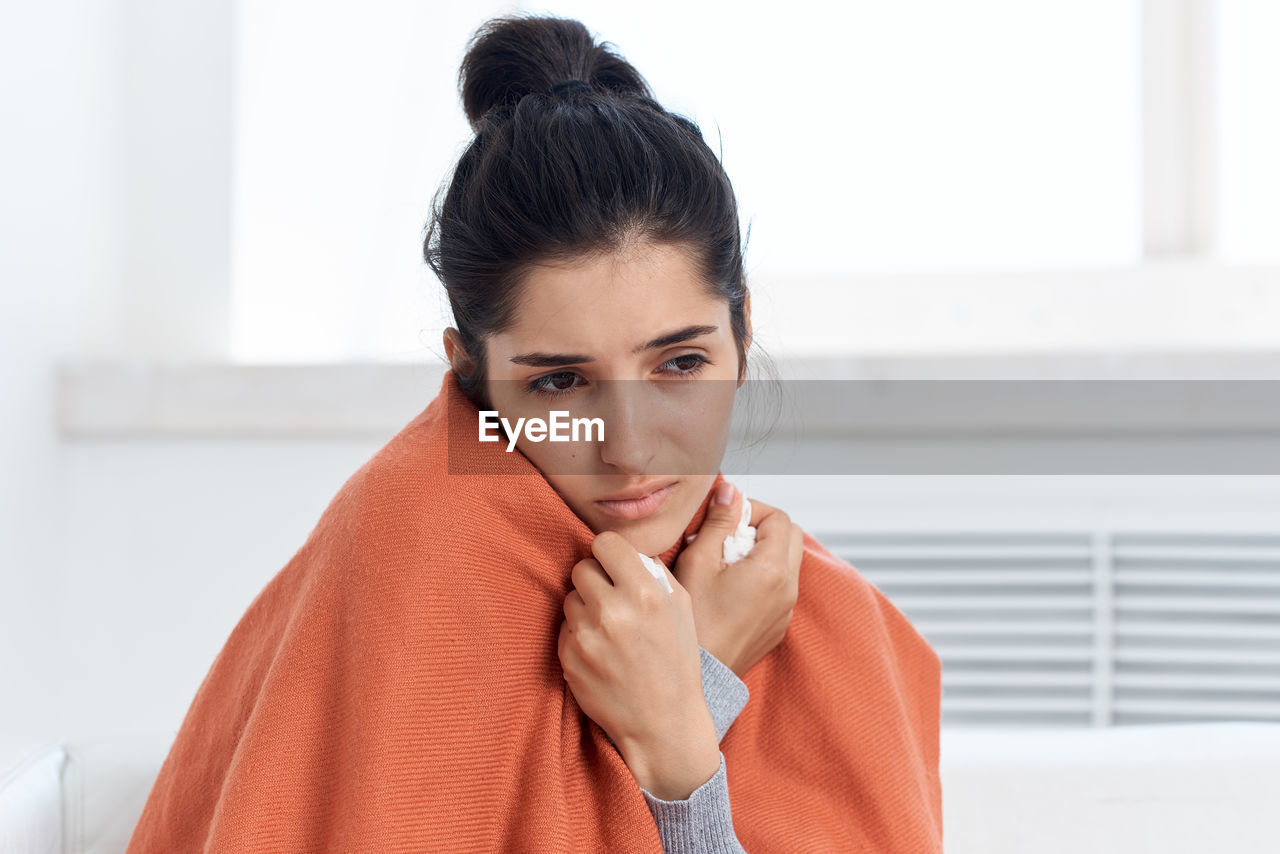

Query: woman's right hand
left=673, top=483, right=803, bottom=678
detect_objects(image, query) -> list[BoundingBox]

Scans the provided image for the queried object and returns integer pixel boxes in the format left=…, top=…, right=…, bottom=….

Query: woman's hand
left=674, top=483, right=803, bottom=678
left=558, top=531, right=721, bottom=801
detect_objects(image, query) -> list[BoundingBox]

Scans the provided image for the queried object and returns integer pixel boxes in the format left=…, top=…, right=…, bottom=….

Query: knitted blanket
left=126, top=368, right=943, bottom=852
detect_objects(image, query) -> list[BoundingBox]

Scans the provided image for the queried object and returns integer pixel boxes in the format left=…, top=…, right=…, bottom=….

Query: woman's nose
left=595, top=381, right=658, bottom=474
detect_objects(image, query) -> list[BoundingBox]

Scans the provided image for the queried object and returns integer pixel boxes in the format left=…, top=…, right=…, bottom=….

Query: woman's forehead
left=498, top=245, right=724, bottom=353
left=522, top=241, right=701, bottom=297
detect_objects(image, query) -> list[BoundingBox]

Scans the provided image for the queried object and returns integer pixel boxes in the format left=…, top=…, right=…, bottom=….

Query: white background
left=2, top=0, right=1279, bottom=822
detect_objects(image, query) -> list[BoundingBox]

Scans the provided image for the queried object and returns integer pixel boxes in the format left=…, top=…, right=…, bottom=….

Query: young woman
left=126, top=14, right=942, bottom=853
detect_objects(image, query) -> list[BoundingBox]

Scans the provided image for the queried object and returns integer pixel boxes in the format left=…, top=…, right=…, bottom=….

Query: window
left=228, top=1, right=1276, bottom=362
left=550, top=0, right=1142, bottom=276
left=229, top=1, right=512, bottom=362
left=1217, top=0, right=1280, bottom=263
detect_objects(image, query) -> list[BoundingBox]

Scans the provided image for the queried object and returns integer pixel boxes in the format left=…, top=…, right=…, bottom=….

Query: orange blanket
left=127, top=369, right=943, bottom=852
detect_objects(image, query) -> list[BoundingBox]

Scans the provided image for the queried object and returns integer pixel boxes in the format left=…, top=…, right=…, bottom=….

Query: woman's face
left=448, top=240, right=748, bottom=558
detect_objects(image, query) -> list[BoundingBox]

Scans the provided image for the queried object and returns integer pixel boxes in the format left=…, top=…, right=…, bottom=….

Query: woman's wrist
left=616, top=703, right=721, bottom=801
left=699, top=636, right=745, bottom=678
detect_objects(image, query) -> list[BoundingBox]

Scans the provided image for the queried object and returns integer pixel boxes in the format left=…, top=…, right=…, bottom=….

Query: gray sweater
left=638, top=646, right=750, bottom=853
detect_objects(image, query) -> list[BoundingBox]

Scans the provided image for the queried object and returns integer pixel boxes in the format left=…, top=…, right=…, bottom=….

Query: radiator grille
left=815, top=531, right=1280, bottom=727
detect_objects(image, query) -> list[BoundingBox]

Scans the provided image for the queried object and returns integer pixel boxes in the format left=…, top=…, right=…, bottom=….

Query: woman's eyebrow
left=508, top=324, right=718, bottom=367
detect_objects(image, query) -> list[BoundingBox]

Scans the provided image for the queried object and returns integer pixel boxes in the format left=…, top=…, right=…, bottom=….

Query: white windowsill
left=56, top=348, right=1280, bottom=439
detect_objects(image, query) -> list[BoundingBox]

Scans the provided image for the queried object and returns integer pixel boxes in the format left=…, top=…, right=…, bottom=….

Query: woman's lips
left=594, top=481, right=677, bottom=520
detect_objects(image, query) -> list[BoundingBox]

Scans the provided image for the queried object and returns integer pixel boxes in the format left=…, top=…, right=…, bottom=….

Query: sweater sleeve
left=697, top=645, right=750, bottom=743
left=639, top=646, right=750, bottom=853
left=642, top=752, right=746, bottom=853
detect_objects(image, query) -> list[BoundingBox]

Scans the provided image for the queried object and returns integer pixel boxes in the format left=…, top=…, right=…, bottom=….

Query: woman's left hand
left=558, top=530, right=721, bottom=801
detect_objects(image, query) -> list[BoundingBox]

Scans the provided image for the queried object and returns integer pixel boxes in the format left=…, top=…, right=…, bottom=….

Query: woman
left=126, top=14, right=942, bottom=853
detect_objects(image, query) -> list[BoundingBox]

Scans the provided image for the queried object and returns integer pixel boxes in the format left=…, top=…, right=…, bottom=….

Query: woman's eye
left=524, top=354, right=710, bottom=398
left=525, top=371, right=582, bottom=398
left=661, top=353, right=710, bottom=376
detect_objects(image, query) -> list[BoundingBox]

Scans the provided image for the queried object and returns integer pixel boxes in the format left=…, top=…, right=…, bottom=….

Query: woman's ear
left=739, top=292, right=753, bottom=386
left=442, top=327, right=476, bottom=377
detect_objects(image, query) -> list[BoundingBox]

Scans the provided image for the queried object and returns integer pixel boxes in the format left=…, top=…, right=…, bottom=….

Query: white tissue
left=635, top=488, right=756, bottom=595
left=637, top=554, right=674, bottom=594
left=685, top=488, right=756, bottom=564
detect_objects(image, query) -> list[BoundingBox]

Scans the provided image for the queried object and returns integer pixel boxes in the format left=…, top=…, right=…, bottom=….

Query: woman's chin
left=589, top=515, right=679, bottom=558
left=576, top=475, right=707, bottom=556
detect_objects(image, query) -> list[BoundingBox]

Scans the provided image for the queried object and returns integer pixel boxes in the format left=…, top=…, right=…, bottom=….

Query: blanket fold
left=126, top=368, right=942, bottom=852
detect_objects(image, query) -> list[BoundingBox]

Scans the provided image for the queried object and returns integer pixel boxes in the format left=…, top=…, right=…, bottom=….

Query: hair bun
left=458, top=14, right=654, bottom=130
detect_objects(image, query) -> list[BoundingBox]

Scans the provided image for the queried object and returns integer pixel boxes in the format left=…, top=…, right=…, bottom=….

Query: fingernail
left=714, top=482, right=734, bottom=505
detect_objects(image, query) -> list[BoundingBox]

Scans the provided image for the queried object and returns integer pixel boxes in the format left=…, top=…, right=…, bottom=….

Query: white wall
left=55, top=438, right=384, bottom=741
left=0, top=0, right=231, bottom=739
left=2, top=0, right=124, bottom=740
left=4, top=1, right=1280, bottom=752
left=26, top=426, right=1280, bottom=743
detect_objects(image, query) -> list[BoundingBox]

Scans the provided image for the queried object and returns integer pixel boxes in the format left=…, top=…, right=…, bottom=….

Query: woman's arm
left=642, top=752, right=745, bottom=853
left=639, top=646, right=750, bottom=853
left=695, top=644, right=750, bottom=741
left=558, top=528, right=772, bottom=852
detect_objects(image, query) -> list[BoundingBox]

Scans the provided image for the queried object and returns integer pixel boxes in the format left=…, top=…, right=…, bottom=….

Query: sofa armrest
left=0, top=737, right=66, bottom=854
left=59, top=735, right=173, bottom=854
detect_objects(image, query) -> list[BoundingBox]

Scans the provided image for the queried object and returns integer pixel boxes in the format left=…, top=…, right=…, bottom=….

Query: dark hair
left=424, top=14, right=776, bottom=413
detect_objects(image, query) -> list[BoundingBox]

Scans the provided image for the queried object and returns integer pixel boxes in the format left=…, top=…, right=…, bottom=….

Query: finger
left=590, top=530, right=650, bottom=590
left=557, top=622, right=583, bottom=683
left=571, top=557, right=613, bottom=606
left=681, top=484, right=744, bottom=567
left=699, top=480, right=746, bottom=536
left=745, top=496, right=779, bottom=529
left=557, top=618, right=570, bottom=661
left=751, top=504, right=792, bottom=545
left=788, top=522, right=804, bottom=582
left=563, top=588, right=588, bottom=625
left=658, top=561, right=680, bottom=597
left=741, top=507, right=792, bottom=565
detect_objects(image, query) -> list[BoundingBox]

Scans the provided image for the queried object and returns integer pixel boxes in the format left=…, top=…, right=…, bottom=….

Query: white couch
left=1, top=734, right=171, bottom=854
left=3, top=723, right=1279, bottom=853
left=940, top=721, right=1280, bottom=853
